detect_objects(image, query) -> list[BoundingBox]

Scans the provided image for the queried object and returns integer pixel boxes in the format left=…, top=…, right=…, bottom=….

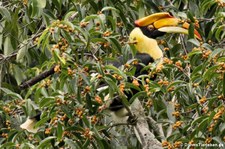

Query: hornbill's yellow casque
left=20, top=12, right=202, bottom=132
left=107, top=12, right=202, bottom=120
left=134, top=12, right=202, bottom=40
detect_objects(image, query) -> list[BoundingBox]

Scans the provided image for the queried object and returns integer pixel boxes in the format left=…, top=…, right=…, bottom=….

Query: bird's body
left=106, top=27, right=164, bottom=119
left=107, top=12, right=202, bottom=121
left=107, top=52, right=154, bottom=117
left=110, top=53, right=154, bottom=77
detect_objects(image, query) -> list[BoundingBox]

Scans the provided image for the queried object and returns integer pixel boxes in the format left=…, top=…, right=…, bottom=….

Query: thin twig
left=69, top=12, right=78, bottom=21
left=197, top=18, right=215, bottom=22
left=180, top=35, right=188, bottom=55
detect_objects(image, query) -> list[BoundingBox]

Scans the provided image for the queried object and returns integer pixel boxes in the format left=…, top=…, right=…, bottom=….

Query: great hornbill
left=105, top=12, right=202, bottom=121
left=20, top=12, right=201, bottom=132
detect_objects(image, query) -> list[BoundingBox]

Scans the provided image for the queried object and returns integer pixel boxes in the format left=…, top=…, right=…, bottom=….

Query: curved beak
left=135, top=12, right=174, bottom=27
left=135, top=12, right=202, bottom=40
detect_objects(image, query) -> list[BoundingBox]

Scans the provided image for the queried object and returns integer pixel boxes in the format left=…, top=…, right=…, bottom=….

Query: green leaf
left=24, top=99, right=37, bottom=116
left=31, top=0, right=45, bottom=17
left=107, top=37, right=121, bottom=53
left=202, top=43, right=213, bottom=51
left=209, top=48, right=225, bottom=58
left=0, top=87, right=22, bottom=99
left=104, top=76, right=118, bottom=95
left=197, top=118, right=209, bottom=132
left=215, top=25, right=225, bottom=42
left=129, top=91, right=146, bottom=104
left=106, top=16, right=117, bottom=31
left=208, top=111, right=216, bottom=124
left=121, top=95, right=130, bottom=108
left=37, top=0, right=46, bottom=8
left=52, top=0, right=62, bottom=12
left=61, top=20, right=74, bottom=30
left=38, top=28, right=50, bottom=47
left=0, top=142, right=15, bottom=148
left=64, top=138, right=80, bottom=149
left=83, top=139, right=90, bottom=148
left=31, top=0, right=40, bottom=17
left=64, top=11, right=78, bottom=21
left=37, top=136, right=56, bottom=149
left=16, top=41, right=29, bottom=62
left=13, top=65, right=25, bottom=85
left=201, top=0, right=216, bottom=15
left=191, top=115, right=208, bottom=126
left=82, top=115, right=90, bottom=127
left=52, top=49, right=66, bottom=65
left=187, top=11, right=195, bottom=22
left=39, top=97, right=55, bottom=108
left=0, top=6, right=11, bottom=22
left=167, top=80, right=185, bottom=90
left=223, top=73, right=225, bottom=96
left=20, top=143, right=35, bottom=148
left=203, top=65, right=219, bottom=81
left=57, top=122, right=63, bottom=141
left=188, top=39, right=200, bottom=46
left=74, top=26, right=89, bottom=43
left=191, top=65, right=203, bottom=78
left=101, top=6, right=119, bottom=13
left=35, top=117, right=49, bottom=128
left=208, top=22, right=219, bottom=39
left=188, top=23, right=195, bottom=39
left=105, top=65, right=126, bottom=79
left=169, top=44, right=182, bottom=57
left=82, top=14, right=99, bottom=22
left=188, top=50, right=202, bottom=57
left=4, top=36, right=14, bottom=56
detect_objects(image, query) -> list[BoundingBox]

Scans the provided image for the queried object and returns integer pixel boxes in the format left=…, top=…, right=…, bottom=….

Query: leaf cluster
left=0, top=0, right=225, bottom=148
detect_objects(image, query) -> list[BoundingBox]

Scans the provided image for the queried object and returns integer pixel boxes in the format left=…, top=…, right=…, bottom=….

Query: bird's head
left=129, top=27, right=144, bottom=45
left=129, top=27, right=163, bottom=59
left=134, top=12, right=202, bottom=40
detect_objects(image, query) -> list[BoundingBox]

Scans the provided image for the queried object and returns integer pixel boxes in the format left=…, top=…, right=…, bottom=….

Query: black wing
left=29, top=110, right=41, bottom=121
left=109, top=53, right=133, bottom=68
left=107, top=53, right=154, bottom=111
left=110, top=53, right=154, bottom=76
left=133, top=53, right=154, bottom=76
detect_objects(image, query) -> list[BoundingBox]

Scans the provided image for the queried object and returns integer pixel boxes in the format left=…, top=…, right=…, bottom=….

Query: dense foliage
left=0, top=0, right=225, bottom=148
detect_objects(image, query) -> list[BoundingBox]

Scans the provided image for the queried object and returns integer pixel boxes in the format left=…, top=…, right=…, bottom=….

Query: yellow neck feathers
left=129, top=27, right=163, bottom=60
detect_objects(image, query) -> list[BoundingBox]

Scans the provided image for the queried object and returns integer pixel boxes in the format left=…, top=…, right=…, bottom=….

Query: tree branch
left=19, top=66, right=55, bottom=89
left=147, top=116, right=165, bottom=141
left=130, top=99, right=162, bottom=149
left=0, top=52, right=17, bottom=63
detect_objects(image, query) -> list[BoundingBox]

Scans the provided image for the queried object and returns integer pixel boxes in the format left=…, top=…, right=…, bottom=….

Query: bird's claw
left=127, top=114, right=138, bottom=125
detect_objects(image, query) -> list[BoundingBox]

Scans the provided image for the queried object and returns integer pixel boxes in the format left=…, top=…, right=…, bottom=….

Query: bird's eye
left=147, top=25, right=155, bottom=31
left=132, top=37, right=138, bottom=44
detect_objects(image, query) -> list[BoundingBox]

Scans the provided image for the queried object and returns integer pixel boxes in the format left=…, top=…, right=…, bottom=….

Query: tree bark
left=131, top=99, right=162, bottom=149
